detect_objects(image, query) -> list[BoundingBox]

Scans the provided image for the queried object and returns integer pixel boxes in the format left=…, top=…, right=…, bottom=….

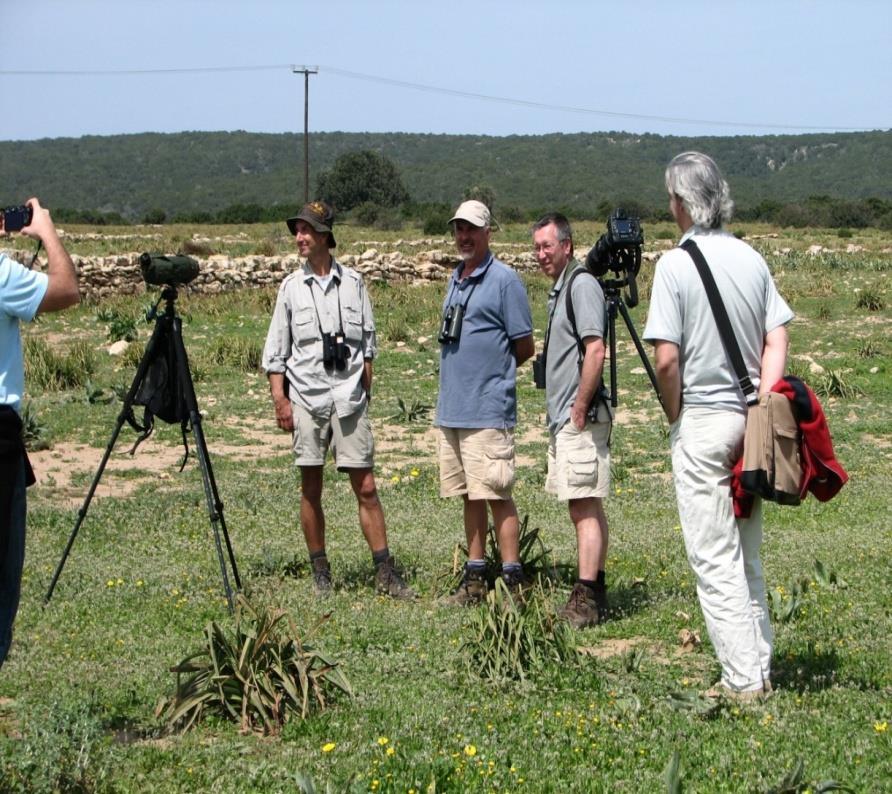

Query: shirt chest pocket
left=342, top=305, right=364, bottom=342
left=291, top=307, right=317, bottom=344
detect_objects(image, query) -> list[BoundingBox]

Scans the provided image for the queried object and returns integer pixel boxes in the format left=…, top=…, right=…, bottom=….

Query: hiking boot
left=559, top=582, right=600, bottom=629
left=501, top=568, right=532, bottom=601
left=593, top=584, right=609, bottom=621
left=443, top=568, right=488, bottom=606
left=312, top=559, right=333, bottom=597
left=374, top=557, right=416, bottom=600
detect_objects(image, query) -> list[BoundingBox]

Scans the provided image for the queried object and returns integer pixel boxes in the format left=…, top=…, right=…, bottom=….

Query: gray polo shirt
left=436, top=253, right=533, bottom=429
left=262, top=259, right=376, bottom=418
left=544, top=260, right=608, bottom=435
left=643, top=226, right=794, bottom=413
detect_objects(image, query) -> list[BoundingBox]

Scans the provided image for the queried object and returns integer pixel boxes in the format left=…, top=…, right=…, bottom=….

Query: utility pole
left=292, top=66, right=318, bottom=203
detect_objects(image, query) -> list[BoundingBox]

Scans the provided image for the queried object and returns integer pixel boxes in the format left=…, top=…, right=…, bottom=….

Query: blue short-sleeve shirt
left=435, top=253, right=533, bottom=429
left=1, top=253, right=49, bottom=413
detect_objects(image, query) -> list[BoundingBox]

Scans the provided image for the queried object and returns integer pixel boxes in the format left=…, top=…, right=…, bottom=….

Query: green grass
left=1, top=224, right=890, bottom=792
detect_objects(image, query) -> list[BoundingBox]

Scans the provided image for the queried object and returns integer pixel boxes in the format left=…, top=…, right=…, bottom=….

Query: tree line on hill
left=2, top=129, right=891, bottom=229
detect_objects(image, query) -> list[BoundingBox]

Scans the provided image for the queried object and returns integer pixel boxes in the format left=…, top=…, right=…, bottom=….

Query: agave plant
left=461, top=579, right=575, bottom=683
left=157, top=597, right=352, bottom=734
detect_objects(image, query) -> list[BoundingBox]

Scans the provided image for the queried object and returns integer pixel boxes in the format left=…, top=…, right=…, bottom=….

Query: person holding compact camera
left=437, top=200, right=535, bottom=605
left=262, top=201, right=413, bottom=600
left=532, top=213, right=612, bottom=628
left=643, top=152, right=793, bottom=701
left=1, top=198, right=80, bottom=669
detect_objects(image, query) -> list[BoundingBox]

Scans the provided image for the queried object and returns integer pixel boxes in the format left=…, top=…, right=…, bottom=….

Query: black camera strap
left=543, top=264, right=610, bottom=422
left=444, top=267, right=482, bottom=314
left=681, top=239, right=758, bottom=406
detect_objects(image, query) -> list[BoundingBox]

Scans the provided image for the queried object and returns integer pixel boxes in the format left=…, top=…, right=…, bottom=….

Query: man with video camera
left=262, top=201, right=413, bottom=600
left=643, top=152, right=793, bottom=700
left=1, top=198, right=79, bottom=669
left=532, top=213, right=612, bottom=627
left=437, top=200, right=534, bottom=605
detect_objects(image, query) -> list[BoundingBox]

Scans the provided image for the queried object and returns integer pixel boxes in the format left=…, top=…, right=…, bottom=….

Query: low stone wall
left=4, top=243, right=672, bottom=300
left=16, top=248, right=547, bottom=300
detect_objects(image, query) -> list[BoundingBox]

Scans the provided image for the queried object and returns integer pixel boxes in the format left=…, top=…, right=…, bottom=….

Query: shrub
left=24, top=337, right=97, bottom=391
left=205, top=336, right=262, bottom=372
left=254, top=239, right=276, bottom=257
left=20, top=401, right=50, bottom=451
left=837, top=228, right=853, bottom=239
left=96, top=306, right=139, bottom=342
left=181, top=238, right=216, bottom=257
left=422, top=206, right=453, bottom=236
left=855, top=289, right=884, bottom=311
left=156, top=597, right=352, bottom=735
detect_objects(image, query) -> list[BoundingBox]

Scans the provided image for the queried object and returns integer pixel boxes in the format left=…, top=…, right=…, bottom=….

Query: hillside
left=1, top=129, right=890, bottom=219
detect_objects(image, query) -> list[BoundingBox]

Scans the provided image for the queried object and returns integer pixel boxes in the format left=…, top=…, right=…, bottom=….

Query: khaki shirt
left=262, top=260, right=376, bottom=418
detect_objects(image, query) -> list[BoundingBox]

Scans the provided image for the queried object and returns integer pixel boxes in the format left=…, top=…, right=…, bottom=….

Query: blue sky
left=1, top=0, right=889, bottom=141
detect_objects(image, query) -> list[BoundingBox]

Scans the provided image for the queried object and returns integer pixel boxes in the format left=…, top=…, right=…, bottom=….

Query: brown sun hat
left=285, top=200, right=337, bottom=247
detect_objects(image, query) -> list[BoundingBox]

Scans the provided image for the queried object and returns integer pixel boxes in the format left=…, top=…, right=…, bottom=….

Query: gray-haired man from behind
left=532, top=212, right=611, bottom=628
left=644, top=151, right=793, bottom=701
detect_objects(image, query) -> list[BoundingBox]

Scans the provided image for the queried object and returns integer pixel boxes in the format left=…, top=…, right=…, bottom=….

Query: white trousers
left=670, top=406, right=773, bottom=692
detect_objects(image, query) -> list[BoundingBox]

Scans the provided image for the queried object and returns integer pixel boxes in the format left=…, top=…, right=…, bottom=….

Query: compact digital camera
left=1, top=205, right=33, bottom=232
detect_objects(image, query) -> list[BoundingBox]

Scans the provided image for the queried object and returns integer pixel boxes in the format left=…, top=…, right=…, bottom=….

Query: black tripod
left=600, top=276, right=662, bottom=410
left=45, top=285, right=241, bottom=611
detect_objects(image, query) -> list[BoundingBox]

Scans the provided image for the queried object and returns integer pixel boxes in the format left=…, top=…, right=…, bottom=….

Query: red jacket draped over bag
left=731, top=376, right=848, bottom=518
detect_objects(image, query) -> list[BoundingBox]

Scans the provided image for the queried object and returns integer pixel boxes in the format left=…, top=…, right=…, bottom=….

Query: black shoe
left=501, top=568, right=532, bottom=600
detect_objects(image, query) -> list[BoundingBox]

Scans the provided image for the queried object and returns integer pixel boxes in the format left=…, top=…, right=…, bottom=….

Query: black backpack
left=125, top=338, right=190, bottom=459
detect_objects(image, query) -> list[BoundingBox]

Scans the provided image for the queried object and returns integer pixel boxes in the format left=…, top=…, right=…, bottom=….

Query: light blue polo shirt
left=436, top=253, right=533, bottom=429
left=0, top=253, right=48, bottom=413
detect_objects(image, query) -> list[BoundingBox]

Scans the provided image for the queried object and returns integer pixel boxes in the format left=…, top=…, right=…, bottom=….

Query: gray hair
left=531, top=212, right=572, bottom=241
left=665, top=151, right=734, bottom=229
left=531, top=212, right=574, bottom=252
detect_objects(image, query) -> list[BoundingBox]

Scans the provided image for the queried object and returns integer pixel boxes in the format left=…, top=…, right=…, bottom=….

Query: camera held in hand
left=322, top=331, right=349, bottom=371
left=1, top=205, right=33, bottom=233
left=533, top=353, right=546, bottom=389
left=438, top=303, right=464, bottom=345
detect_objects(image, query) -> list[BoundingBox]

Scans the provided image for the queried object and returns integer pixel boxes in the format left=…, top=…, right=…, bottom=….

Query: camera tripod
left=45, top=285, right=241, bottom=611
left=601, top=278, right=662, bottom=410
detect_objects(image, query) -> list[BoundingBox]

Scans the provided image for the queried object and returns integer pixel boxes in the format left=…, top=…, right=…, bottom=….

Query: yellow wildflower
left=875, top=721, right=888, bottom=733
left=464, top=744, right=477, bottom=757
left=321, top=742, right=336, bottom=753
left=377, top=736, right=389, bottom=746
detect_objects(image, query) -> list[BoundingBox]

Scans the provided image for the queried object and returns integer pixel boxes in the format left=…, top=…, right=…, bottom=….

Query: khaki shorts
left=438, top=427, right=515, bottom=500
left=291, top=402, right=374, bottom=469
left=546, top=420, right=611, bottom=501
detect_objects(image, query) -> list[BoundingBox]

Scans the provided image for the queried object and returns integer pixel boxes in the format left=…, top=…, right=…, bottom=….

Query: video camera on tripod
left=583, top=208, right=661, bottom=410
left=585, top=208, right=644, bottom=307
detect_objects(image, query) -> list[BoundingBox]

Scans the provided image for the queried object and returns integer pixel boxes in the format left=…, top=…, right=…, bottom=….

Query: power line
left=0, top=63, right=881, bottom=132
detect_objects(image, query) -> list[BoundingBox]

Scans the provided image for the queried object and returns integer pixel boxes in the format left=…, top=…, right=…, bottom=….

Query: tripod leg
left=170, top=318, right=241, bottom=612
left=616, top=299, right=663, bottom=407
left=606, top=297, right=619, bottom=408
left=45, top=316, right=169, bottom=604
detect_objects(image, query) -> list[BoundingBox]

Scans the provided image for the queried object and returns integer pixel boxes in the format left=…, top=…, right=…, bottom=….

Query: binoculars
left=438, top=304, right=464, bottom=345
left=322, top=331, right=348, bottom=370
